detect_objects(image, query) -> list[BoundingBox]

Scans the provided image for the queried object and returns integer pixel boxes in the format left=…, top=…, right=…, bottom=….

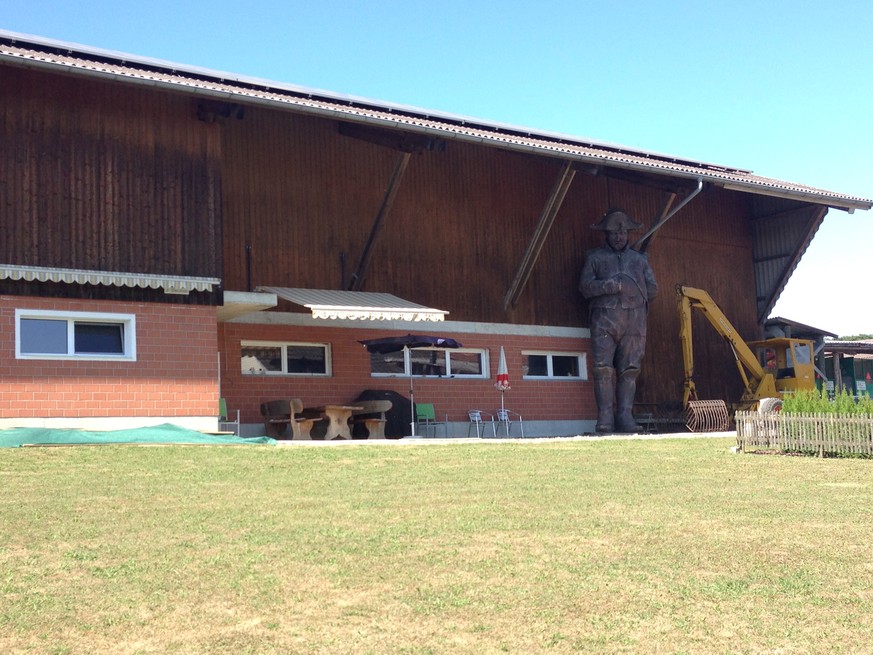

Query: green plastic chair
left=218, top=398, right=240, bottom=436
left=415, top=403, right=447, bottom=438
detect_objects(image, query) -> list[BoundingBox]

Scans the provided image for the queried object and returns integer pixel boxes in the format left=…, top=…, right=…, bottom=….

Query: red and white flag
left=495, top=346, right=511, bottom=391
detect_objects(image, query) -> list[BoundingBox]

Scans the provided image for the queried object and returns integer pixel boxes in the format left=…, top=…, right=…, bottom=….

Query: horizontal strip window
left=522, top=351, right=587, bottom=380
left=241, top=341, right=331, bottom=376
left=15, top=309, right=136, bottom=361
left=370, top=347, right=487, bottom=378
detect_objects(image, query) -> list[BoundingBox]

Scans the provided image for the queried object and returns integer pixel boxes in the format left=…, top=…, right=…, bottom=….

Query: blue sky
left=5, top=1, right=872, bottom=335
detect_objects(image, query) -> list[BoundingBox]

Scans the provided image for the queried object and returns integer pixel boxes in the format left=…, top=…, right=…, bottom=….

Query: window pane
left=75, top=323, right=124, bottom=354
left=448, top=351, right=483, bottom=376
left=241, top=345, right=282, bottom=373
left=758, top=346, right=777, bottom=371
left=411, top=349, right=447, bottom=377
left=20, top=318, right=68, bottom=354
left=286, top=345, right=327, bottom=374
left=370, top=351, right=405, bottom=375
left=525, top=354, right=548, bottom=376
left=793, top=342, right=811, bottom=365
left=551, top=355, right=579, bottom=377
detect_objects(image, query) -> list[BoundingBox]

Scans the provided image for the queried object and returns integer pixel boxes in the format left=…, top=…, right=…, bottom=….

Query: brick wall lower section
left=0, top=297, right=218, bottom=419
left=218, top=322, right=595, bottom=427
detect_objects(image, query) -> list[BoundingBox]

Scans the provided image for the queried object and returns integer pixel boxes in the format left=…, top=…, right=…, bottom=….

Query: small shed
left=822, top=340, right=873, bottom=397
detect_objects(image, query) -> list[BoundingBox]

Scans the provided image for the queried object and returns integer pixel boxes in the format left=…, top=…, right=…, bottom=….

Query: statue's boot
left=592, top=368, right=615, bottom=433
left=615, top=370, right=642, bottom=433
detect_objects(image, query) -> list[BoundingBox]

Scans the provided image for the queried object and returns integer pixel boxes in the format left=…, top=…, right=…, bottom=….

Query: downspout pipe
left=633, top=178, right=704, bottom=252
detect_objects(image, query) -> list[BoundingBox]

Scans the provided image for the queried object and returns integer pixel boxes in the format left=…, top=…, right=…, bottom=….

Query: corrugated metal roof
left=822, top=340, right=873, bottom=358
left=2, top=29, right=870, bottom=212
left=765, top=317, right=837, bottom=339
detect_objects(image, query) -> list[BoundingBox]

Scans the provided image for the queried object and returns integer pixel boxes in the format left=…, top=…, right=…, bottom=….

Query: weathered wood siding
left=1, top=65, right=764, bottom=409
left=0, top=66, right=222, bottom=300
left=220, top=105, right=760, bottom=406
left=640, top=188, right=758, bottom=407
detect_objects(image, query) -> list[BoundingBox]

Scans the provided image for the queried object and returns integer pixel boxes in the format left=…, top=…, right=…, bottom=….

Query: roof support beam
left=503, top=160, right=576, bottom=311
left=348, top=151, right=411, bottom=291
left=338, top=122, right=444, bottom=153
left=749, top=203, right=813, bottom=223
left=633, top=178, right=703, bottom=252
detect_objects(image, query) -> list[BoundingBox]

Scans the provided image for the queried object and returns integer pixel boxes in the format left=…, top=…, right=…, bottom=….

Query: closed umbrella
left=359, top=334, right=462, bottom=437
left=495, top=346, right=511, bottom=413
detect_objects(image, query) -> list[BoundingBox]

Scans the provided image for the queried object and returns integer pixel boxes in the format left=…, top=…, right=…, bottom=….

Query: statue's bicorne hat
left=591, top=209, right=643, bottom=231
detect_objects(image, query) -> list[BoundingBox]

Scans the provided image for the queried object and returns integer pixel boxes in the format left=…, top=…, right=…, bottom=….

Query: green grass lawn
left=2, top=437, right=872, bottom=654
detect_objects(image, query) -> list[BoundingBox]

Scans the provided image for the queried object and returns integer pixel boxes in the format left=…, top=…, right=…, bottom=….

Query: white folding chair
left=495, top=408, right=524, bottom=438
left=467, top=410, right=495, bottom=438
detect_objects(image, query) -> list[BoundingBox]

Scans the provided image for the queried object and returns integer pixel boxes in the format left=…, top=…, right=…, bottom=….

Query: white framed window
left=522, top=351, right=587, bottom=380
left=15, top=309, right=136, bottom=361
left=241, top=341, right=331, bottom=376
left=369, top=347, right=487, bottom=378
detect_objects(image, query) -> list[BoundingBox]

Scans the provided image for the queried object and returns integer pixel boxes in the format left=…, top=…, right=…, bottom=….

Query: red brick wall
left=0, top=294, right=593, bottom=427
left=0, top=296, right=218, bottom=419
left=218, top=322, right=594, bottom=426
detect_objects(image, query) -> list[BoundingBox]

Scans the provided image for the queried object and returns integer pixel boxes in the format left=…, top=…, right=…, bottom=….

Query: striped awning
left=0, top=264, right=220, bottom=295
left=258, top=287, right=447, bottom=321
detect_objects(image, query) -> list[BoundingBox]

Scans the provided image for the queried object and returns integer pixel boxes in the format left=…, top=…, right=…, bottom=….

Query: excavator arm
left=676, top=285, right=778, bottom=407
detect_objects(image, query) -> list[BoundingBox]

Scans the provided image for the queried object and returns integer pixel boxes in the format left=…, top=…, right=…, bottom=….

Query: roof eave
left=719, top=181, right=871, bottom=213
left=1, top=34, right=870, bottom=213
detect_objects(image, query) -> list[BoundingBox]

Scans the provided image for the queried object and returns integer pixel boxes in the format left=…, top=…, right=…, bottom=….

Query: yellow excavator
left=677, top=285, right=816, bottom=431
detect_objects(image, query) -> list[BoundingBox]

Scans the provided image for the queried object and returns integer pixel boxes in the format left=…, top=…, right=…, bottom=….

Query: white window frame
left=240, top=340, right=332, bottom=377
left=15, top=309, right=137, bottom=361
left=522, top=350, right=588, bottom=380
left=370, top=347, right=488, bottom=379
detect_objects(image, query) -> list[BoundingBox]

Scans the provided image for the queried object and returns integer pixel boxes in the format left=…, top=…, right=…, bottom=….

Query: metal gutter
left=720, top=182, right=862, bottom=213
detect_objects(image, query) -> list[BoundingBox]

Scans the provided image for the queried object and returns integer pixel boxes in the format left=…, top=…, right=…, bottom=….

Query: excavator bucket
left=684, top=400, right=731, bottom=432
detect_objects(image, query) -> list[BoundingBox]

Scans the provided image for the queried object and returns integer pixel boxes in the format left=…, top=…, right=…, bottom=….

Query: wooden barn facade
left=1, top=31, right=870, bottom=436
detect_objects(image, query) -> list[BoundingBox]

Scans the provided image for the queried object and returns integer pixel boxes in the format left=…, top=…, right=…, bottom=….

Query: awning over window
left=257, top=287, right=448, bottom=322
left=0, top=264, right=220, bottom=295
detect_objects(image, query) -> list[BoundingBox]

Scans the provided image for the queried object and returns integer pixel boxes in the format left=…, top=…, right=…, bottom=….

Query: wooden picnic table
left=308, top=405, right=362, bottom=440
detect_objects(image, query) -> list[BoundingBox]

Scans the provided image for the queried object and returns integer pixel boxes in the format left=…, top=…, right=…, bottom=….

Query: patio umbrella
left=359, top=334, right=463, bottom=437
left=359, top=334, right=462, bottom=353
left=495, top=346, right=511, bottom=413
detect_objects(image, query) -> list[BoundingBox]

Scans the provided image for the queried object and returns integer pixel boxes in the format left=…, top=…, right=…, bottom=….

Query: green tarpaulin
left=0, top=423, right=276, bottom=448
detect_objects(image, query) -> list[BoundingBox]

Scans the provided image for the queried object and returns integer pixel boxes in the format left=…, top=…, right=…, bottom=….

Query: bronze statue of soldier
left=579, top=209, right=658, bottom=433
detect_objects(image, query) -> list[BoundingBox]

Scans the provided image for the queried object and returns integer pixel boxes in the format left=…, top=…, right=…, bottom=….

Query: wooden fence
left=735, top=412, right=873, bottom=457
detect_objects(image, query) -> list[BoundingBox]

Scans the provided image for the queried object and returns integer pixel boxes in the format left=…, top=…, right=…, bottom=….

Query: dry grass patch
left=2, top=438, right=873, bottom=653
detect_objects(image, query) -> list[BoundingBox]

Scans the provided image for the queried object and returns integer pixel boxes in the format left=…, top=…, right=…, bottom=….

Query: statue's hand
left=602, top=277, right=622, bottom=294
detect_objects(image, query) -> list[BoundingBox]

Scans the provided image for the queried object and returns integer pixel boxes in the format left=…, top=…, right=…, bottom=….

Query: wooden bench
left=633, top=403, right=687, bottom=434
left=351, top=400, right=393, bottom=439
left=260, top=399, right=323, bottom=439
left=260, top=400, right=291, bottom=438
left=290, top=398, right=325, bottom=439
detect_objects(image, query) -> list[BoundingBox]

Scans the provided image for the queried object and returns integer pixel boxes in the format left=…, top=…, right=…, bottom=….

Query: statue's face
left=606, top=228, right=628, bottom=251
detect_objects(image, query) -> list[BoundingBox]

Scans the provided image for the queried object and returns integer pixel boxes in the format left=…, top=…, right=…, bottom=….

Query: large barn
left=1, top=30, right=870, bottom=436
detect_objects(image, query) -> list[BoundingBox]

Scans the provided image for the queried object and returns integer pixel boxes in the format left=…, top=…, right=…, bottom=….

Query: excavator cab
left=748, top=338, right=815, bottom=395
